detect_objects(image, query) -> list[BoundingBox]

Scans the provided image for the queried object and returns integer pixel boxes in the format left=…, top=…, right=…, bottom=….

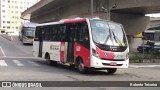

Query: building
left=0, top=0, right=40, bottom=35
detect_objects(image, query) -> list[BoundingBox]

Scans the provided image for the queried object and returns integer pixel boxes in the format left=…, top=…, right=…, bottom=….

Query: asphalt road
left=0, top=36, right=160, bottom=90
left=0, top=36, right=32, bottom=57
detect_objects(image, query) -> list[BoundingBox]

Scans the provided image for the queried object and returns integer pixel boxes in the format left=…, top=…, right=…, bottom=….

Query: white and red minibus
left=33, top=18, right=129, bottom=74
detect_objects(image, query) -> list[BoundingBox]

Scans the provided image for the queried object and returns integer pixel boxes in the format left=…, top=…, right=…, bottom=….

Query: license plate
left=110, top=62, right=117, bottom=66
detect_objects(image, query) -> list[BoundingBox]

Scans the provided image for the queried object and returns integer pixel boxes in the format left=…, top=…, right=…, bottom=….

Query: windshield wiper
left=112, top=31, right=123, bottom=46
left=104, top=35, right=110, bottom=45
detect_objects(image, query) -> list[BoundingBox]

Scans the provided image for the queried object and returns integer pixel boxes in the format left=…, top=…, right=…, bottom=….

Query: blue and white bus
left=19, top=22, right=38, bottom=44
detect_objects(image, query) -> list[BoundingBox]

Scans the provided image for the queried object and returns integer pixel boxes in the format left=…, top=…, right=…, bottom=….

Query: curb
left=1, top=34, right=13, bottom=41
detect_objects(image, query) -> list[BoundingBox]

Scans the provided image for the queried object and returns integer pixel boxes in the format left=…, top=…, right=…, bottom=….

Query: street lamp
left=101, top=0, right=117, bottom=20
left=101, top=6, right=109, bottom=20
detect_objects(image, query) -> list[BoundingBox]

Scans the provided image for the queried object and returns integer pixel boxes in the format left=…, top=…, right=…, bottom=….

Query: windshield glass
left=90, top=20, right=127, bottom=46
left=23, top=27, right=36, bottom=37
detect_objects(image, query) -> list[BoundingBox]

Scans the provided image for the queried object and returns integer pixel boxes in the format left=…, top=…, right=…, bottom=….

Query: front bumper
left=23, top=39, right=33, bottom=44
left=90, top=55, right=129, bottom=69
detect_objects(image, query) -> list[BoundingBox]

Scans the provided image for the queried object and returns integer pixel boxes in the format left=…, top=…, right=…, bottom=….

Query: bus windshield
left=90, top=20, right=127, bottom=46
left=23, top=27, right=36, bottom=37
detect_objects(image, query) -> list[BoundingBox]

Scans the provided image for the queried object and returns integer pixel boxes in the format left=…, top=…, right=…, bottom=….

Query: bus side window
left=83, top=26, right=89, bottom=41
left=77, top=22, right=90, bottom=49
left=34, top=27, right=39, bottom=41
left=50, top=25, right=58, bottom=41
left=59, top=24, right=66, bottom=41
left=79, top=23, right=89, bottom=42
left=43, top=27, right=47, bottom=40
left=40, top=28, right=44, bottom=41
left=66, top=23, right=75, bottom=42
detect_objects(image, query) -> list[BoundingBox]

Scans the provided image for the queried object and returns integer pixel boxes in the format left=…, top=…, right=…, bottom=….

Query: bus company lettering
left=50, top=44, right=59, bottom=50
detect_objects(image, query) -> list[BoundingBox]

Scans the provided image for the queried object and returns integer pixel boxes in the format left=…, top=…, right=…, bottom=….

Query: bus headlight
left=92, top=49, right=100, bottom=58
left=125, top=53, right=129, bottom=60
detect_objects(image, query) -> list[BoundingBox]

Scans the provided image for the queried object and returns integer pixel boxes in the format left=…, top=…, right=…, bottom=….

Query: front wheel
left=107, top=68, right=117, bottom=74
left=77, top=59, right=88, bottom=74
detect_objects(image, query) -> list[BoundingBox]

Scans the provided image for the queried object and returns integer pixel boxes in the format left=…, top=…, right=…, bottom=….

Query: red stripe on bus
left=96, top=47, right=114, bottom=60
left=64, top=18, right=86, bottom=24
left=74, top=42, right=90, bottom=68
left=60, top=42, right=65, bottom=63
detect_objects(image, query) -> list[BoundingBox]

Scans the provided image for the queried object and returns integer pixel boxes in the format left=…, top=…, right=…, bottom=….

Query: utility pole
left=107, top=0, right=110, bottom=20
left=91, top=0, right=93, bottom=19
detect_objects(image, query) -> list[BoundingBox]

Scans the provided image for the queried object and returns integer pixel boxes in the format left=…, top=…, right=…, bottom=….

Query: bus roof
left=37, top=21, right=61, bottom=26
left=37, top=18, right=88, bottom=26
left=23, top=22, right=38, bottom=27
left=64, top=18, right=86, bottom=24
left=36, top=18, right=121, bottom=26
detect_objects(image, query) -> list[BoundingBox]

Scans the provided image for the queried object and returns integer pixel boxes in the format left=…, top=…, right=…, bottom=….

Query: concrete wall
left=150, top=20, right=160, bottom=28
left=110, top=13, right=150, bottom=35
left=109, top=0, right=160, bottom=9
left=30, top=0, right=91, bottom=23
left=131, top=37, right=143, bottom=51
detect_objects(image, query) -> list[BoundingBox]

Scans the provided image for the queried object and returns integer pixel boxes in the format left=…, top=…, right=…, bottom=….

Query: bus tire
left=46, top=55, right=52, bottom=65
left=45, top=54, right=57, bottom=65
left=107, top=68, right=117, bottom=74
left=77, top=58, right=88, bottom=74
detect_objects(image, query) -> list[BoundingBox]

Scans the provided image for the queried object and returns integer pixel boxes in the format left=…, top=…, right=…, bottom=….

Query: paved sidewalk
left=129, top=63, right=160, bottom=68
left=1, top=34, right=13, bottom=41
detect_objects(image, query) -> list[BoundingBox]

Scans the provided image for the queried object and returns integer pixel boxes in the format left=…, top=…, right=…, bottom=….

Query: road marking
left=0, top=60, right=7, bottom=66
left=12, top=60, right=24, bottom=66
left=27, top=61, right=40, bottom=66
left=129, top=65, right=160, bottom=68
left=0, top=46, right=6, bottom=57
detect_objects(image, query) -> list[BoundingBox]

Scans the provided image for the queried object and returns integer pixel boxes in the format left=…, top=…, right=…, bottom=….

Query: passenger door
left=38, top=28, right=44, bottom=57
left=67, top=24, right=77, bottom=62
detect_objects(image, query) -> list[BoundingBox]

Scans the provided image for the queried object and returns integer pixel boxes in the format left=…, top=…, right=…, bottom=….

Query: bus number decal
left=76, top=46, right=81, bottom=51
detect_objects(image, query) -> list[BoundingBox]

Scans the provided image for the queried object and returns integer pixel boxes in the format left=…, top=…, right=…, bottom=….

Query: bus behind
left=19, top=22, right=38, bottom=44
